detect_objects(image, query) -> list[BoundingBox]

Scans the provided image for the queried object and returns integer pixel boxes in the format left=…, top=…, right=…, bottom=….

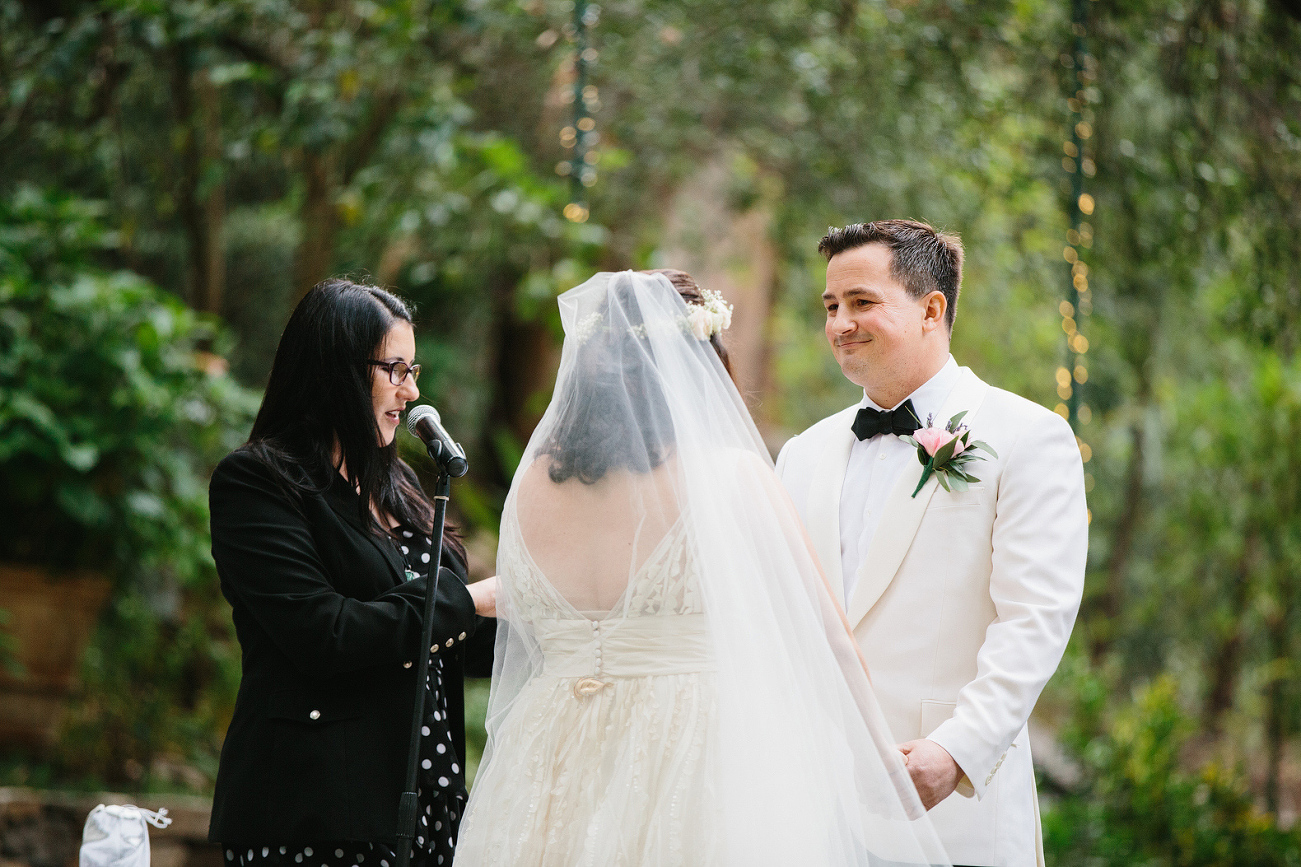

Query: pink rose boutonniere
left=901, top=411, right=997, bottom=498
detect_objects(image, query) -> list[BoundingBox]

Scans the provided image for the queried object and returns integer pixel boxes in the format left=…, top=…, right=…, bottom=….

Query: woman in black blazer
left=208, top=279, right=496, bottom=867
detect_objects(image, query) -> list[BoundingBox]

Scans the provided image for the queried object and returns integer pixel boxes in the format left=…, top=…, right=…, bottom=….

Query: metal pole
left=394, top=471, right=451, bottom=867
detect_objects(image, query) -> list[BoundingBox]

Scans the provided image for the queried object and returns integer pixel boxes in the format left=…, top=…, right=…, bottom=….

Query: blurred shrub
left=1045, top=674, right=1301, bottom=866
left=0, top=186, right=257, bottom=578
left=0, top=186, right=259, bottom=787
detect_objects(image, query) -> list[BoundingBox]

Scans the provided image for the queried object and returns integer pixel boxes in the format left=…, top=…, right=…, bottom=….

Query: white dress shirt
left=838, top=356, right=961, bottom=606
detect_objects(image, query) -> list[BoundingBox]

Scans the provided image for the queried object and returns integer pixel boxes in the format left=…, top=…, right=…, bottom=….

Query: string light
left=1058, top=0, right=1093, bottom=468
left=562, top=1, right=601, bottom=222
left=1077, top=437, right=1092, bottom=463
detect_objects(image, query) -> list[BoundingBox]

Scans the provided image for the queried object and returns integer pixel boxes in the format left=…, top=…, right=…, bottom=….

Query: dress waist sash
left=534, top=613, right=714, bottom=678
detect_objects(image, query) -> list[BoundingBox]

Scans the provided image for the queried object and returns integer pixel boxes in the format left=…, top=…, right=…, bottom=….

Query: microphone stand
left=395, top=441, right=464, bottom=867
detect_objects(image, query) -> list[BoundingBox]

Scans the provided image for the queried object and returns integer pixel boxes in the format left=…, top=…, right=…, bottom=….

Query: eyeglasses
left=369, top=360, right=421, bottom=385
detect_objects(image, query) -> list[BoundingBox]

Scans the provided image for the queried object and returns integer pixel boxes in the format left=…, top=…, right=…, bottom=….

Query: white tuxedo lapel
left=804, top=406, right=858, bottom=603
left=845, top=369, right=991, bottom=627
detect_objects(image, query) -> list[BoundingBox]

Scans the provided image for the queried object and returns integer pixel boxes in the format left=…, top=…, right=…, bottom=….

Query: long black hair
left=245, top=278, right=464, bottom=562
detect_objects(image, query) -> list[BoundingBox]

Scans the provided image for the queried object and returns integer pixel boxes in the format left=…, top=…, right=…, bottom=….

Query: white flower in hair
left=572, top=312, right=603, bottom=343
left=687, top=306, right=714, bottom=340
left=687, top=288, right=733, bottom=340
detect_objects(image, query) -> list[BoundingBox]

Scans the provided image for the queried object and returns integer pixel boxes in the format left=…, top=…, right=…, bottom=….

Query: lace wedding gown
left=454, top=509, right=722, bottom=866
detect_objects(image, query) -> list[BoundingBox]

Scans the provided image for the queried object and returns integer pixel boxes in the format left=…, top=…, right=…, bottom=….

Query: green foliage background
left=1, top=0, right=1300, bottom=859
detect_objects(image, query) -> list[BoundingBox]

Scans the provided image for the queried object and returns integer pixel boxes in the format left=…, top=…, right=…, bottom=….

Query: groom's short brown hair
left=818, top=220, right=964, bottom=329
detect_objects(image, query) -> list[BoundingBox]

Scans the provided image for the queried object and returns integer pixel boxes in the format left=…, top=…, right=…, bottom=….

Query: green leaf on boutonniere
left=902, top=435, right=927, bottom=466
left=945, top=411, right=968, bottom=433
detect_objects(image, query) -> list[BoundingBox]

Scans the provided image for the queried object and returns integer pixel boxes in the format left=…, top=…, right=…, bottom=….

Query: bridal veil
left=462, top=271, right=951, bottom=866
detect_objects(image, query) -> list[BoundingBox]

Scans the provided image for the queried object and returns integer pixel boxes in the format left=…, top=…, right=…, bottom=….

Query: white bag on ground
left=79, top=804, right=172, bottom=867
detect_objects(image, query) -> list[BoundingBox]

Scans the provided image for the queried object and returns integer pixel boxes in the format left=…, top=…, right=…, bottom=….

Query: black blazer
left=207, top=449, right=493, bottom=845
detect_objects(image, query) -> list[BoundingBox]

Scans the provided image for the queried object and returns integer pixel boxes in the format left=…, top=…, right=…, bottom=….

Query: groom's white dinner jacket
left=776, top=359, right=1087, bottom=867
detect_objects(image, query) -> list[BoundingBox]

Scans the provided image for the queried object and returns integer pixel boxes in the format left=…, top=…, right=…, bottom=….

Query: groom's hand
left=897, top=739, right=963, bottom=811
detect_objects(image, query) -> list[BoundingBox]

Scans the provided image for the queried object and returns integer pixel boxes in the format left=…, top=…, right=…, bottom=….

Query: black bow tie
left=852, top=399, right=921, bottom=440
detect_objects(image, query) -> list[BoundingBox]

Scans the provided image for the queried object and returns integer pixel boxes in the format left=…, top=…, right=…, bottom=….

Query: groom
left=776, top=220, right=1087, bottom=867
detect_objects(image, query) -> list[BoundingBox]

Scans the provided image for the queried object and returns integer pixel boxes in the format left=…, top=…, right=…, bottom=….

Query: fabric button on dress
left=309, top=710, right=321, bottom=720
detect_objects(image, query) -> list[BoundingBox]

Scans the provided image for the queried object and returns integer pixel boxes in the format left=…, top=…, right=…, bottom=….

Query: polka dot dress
left=225, top=529, right=466, bottom=867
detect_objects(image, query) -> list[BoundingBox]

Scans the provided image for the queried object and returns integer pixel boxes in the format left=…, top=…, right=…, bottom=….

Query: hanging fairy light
left=560, top=1, right=600, bottom=223
left=1057, top=0, right=1095, bottom=475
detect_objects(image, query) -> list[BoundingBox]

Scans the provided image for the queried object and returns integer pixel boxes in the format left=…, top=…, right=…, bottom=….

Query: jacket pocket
left=928, top=486, right=986, bottom=509
left=266, top=688, right=366, bottom=725
left=919, top=699, right=958, bottom=739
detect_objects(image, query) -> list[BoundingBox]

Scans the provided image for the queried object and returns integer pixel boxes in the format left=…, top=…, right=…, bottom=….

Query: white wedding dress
left=454, top=508, right=723, bottom=866
left=454, top=272, right=950, bottom=867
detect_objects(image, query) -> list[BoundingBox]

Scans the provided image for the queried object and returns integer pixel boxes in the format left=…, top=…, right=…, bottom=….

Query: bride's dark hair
left=541, top=271, right=731, bottom=485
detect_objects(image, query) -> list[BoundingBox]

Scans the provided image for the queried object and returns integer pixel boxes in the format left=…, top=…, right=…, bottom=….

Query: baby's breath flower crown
left=571, top=288, right=734, bottom=345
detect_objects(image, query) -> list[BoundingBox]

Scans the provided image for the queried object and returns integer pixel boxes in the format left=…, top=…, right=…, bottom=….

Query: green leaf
left=899, top=438, right=929, bottom=465
left=125, top=490, right=166, bottom=519
left=946, top=473, right=969, bottom=492
left=61, top=442, right=100, bottom=472
left=945, top=410, right=968, bottom=432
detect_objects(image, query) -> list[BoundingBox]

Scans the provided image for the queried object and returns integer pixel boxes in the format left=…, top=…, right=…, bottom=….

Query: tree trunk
left=835, top=0, right=858, bottom=33
left=293, top=150, right=339, bottom=299
left=195, top=69, right=225, bottom=315
left=657, top=153, right=780, bottom=431
left=1090, top=419, right=1144, bottom=662
left=289, top=89, right=401, bottom=302
left=1274, top=0, right=1301, bottom=25
left=482, top=266, right=556, bottom=488
left=1202, top=532, right=1258, bottom=735
left=170, top=52, right=225, bottom=315
left=1263, top=559, right=1295, bottom=814
left=170, top=46, right=198, bottom=306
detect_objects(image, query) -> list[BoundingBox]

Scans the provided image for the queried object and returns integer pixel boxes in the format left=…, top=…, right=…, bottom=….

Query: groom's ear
left=921, top=290, right=948, bottom=334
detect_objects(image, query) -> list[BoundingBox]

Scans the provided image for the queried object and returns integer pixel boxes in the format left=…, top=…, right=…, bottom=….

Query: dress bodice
left=499, top=513, right=713, bottom=687
left=502, top=513, right=705, bottom=623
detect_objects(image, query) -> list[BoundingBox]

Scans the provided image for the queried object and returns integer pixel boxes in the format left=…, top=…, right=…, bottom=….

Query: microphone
left=405, top=405, right=469, bottom=478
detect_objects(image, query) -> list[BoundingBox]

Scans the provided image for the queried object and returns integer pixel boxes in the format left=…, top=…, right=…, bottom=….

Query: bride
left=454, top=271, right=950, bottom=866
